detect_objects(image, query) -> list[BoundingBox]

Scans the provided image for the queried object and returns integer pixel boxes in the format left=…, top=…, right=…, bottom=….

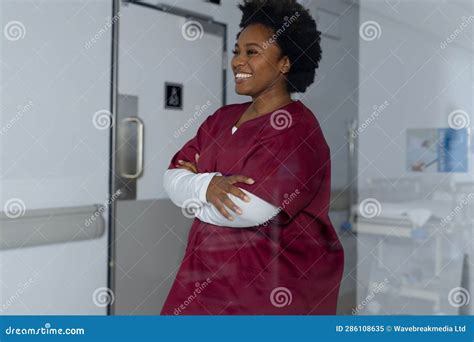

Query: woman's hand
left=175, top=153, right=255, bottom=220
left=176, top=153, right=200, bottom=173
left=206, top=175, right=255, bottom=221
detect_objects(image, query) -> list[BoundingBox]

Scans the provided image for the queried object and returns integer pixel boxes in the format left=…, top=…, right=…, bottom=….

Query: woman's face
left=231, top=23, right=290, bottom=98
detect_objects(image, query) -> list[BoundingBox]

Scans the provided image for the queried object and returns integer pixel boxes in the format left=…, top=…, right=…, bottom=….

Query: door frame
left=108, top=0, right=227, bottom=315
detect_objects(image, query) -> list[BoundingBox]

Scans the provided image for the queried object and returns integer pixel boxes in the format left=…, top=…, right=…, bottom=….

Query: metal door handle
left=120, top=117, right=144, bottom=179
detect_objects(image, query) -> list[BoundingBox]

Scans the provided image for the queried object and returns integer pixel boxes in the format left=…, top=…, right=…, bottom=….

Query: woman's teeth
left=235, top=73, right=252, bottom=79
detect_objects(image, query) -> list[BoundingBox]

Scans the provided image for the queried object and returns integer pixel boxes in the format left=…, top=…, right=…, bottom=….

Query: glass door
left=0, top=0, right=113, bottom=314
left=113, top=1, right=226, bottom=314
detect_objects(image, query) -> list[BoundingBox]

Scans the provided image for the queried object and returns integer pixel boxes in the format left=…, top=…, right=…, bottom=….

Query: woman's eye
left=231, top=49, right=257, bottom=56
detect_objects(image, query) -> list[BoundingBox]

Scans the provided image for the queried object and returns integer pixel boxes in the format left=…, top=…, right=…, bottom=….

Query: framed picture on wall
left=407, top=128, right=469, bottom=173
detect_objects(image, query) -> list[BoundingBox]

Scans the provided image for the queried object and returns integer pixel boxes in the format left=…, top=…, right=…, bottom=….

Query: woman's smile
left=235, top=72, right=253, bottom=83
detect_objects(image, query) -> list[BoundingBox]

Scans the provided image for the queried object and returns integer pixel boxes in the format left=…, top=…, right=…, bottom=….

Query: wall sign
left=165, top=82, right=183, bottom=109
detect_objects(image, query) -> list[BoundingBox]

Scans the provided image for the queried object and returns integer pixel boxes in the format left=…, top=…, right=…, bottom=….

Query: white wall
left=357, top=0, right=473, bottom=187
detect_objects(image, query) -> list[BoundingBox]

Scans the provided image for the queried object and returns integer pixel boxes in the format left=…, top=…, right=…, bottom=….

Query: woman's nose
left=231, top=54, right=246, bottom=69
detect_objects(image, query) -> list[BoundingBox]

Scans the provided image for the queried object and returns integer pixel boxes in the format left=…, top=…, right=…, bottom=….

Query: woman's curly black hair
left=237, top=0, right=322, bottom=93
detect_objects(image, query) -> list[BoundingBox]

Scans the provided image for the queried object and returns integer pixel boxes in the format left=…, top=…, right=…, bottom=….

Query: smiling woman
left=161, top=0, right=344, bottom=315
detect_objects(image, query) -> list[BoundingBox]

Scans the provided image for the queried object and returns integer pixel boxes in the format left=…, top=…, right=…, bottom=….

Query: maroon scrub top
left=161, top=100, right=344, bottom=315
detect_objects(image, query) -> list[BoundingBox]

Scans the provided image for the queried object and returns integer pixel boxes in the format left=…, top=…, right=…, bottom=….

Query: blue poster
left=407, top=128, right=468, bottom=173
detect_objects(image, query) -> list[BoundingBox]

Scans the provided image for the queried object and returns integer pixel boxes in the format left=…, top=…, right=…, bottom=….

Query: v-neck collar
left=231, top=100, right=301, bottom=130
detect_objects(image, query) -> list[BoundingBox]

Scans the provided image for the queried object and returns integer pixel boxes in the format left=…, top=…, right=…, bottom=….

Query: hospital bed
left=352, top=177, right=472, bottom=315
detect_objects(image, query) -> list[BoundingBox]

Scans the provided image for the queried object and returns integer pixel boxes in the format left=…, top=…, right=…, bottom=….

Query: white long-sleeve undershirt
left=163, top=168, right=280, bottom=228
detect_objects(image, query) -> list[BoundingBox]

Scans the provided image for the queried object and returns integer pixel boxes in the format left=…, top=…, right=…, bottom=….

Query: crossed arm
left=163, top=159, right=280, bottom=228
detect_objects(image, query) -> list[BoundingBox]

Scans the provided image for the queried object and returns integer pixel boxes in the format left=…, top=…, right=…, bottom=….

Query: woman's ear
left=281, top=56, right=291, bottom=74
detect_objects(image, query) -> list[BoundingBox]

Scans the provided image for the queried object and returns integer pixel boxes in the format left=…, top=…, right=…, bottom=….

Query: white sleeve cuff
left=163, top=168, right=222, bottom=208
